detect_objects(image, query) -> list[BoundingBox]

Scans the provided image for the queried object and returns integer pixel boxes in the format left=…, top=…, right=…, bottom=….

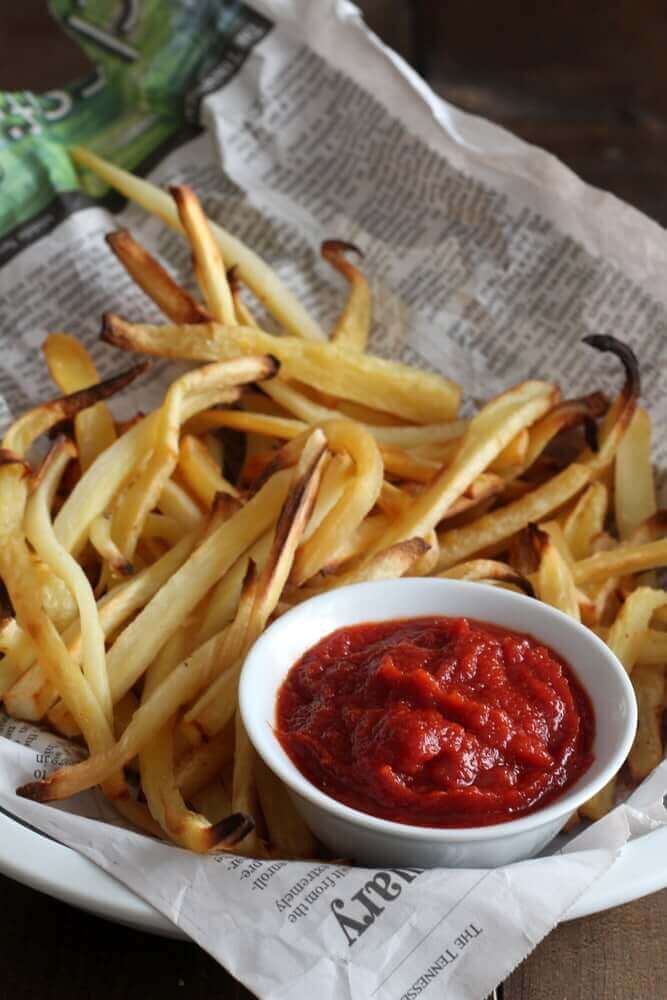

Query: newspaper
left=0, top=1, right=666, bottom=997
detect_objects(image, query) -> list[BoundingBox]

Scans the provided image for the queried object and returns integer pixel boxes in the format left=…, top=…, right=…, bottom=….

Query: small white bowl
left=239, top=578, right=637, bottom=868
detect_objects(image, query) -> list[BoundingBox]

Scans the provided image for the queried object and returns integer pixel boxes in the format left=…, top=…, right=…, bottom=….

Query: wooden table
left=1, top=4, right=665, bottom=998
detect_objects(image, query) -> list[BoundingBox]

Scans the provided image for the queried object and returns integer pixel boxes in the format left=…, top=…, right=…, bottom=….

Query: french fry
left=291, top=421, right=382, bottom=585
left=170, top=185, right=236, bottom=325
left=176, top=724, right=236, bottom=800
left=636, top=628, right=667, bottom=667
left=488, top=428, right=529, bottom=473
left=629, top=664, right=664, bottom=781
left=573, top=538, right=667, bottom=586
left=581, top=587, right=667, bottom=820
left=71, top=145, right=325, bottom=340
left=157, top=478, right=205, bottom=529
left=139, top=626, right=249, bottom=853
left=141, top=512, right=185, bottom=546
left=317, top=537, right=430, bottom=592
left=562, top=483, right=608, bottom=561
left=106, top=229, right=211, bottom=324
left=262, top=378, right=468, bottom=445
left=189, top=779, right=233, bottom=826
left=89, top=514, right=134, bottom=577
left=43, top=333, right=117, bottom=471
left=614, top=407, right=656, bottom=540
left=177, top=434, right=238, bottom=509
left=255, top=755, right=319, bottom=858
left=5, top=534, right=125, bottom=798
left=517, top=392, right=608, bottom=477
left=321, top=240, right=371, bottom=351
left=366, top=380, right=557, bottom=557
left=53, top=380, right=221, bottom=557
left=24, top=438, right=113, bottom=723
left=180, top=566, right=260, bottom=747
left=102, top=314, right=461, bottom=424
left=302, top=453, right=352, bottom=542
left=529, top=525, right=580, bottom=620
left=438, top=559, right=534, bottom=597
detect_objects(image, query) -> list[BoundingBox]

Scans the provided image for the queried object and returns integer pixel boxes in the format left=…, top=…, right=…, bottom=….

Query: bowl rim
left=239, top=578, right=638, bottom=843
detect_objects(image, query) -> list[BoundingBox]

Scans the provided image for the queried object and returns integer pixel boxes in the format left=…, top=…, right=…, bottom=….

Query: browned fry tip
left=582, top=335, right=640, bottom=408
left=106, top=229, right=212, bottom=325
left=399, top=537, right=431, bottom=559
left=100, top=312, right=138, bottom=351
left=0, top=449, right=32, bottom=475
left=211, top=492, right=243, bottom=519
left=30, top=435, right=77, bottom=492
left=583, top=416, right=599, bottom=453
left=504, top=571, right=535, bottom=598
left=241, top=558, right=259, bottom=595
left=226, top=265, right=241, bottom=292
left=16, top=779, right=50, bottom=802
left=210, top=811, right=255, bottom=848
left=321, top=239, right=364, bottom=261
left=578, top=390, right=609, bottom=419
left=54, top=357, right=151, bottom=419
left=263, top=355, right=281, bottom=380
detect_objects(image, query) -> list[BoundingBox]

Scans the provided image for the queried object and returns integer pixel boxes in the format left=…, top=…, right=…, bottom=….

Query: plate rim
left=0, top=805, right=665, bottom=933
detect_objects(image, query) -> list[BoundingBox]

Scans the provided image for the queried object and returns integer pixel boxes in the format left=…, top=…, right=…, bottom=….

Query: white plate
left=0, top=805, right=665, bottom=935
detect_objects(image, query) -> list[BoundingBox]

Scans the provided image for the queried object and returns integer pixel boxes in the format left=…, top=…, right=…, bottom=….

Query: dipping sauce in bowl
left=276, top=616, right=594, bottom=828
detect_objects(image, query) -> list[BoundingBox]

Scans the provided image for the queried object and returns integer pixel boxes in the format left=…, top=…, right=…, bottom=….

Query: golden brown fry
left=106, top=229, right=211, bottom=324
left=43, top=333, right=117, bottom=471
left=438, top=559, right=535, bottom=598
left=170, top=185, right=236, bottom=325
left=317, top=537, right=430, bottom=592
left=291, top=421, right=382, bottom=585
left=573, top=538, right=667, bottom=585
left=562, top=483, right=608, bottom=561
left=614, top=407, right=656, bottom=540
left=176, top=724, right=235, bottom=800
left=157, top=478, right=205, bottom=529
left=529, top=524, right=580, bottom=620
left=101, top=314, right=461, bottom=423
left=636, top=628, right=667, bottom=667
left=177, top=434, right=238, bottom=509
left=629, top=664, right=664, bottom=781
left=89, top=514, right=134, bottom=576
left=321, top=240, right=371, bottom=351
left=581, top=587, right=667, bottom=820
left=366, top=380, right=557, bottom=560
left=261, top=378, right=467, bottom=446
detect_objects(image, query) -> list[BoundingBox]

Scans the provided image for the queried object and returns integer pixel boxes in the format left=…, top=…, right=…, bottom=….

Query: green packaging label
left=0, top=0, right=272, bottom=263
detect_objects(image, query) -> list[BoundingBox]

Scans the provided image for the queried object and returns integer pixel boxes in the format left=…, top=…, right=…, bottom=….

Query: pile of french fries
left=0, top=146, right=664, bottom=857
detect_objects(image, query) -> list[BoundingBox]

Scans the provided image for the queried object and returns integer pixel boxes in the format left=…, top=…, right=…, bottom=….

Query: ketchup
left=276, top=616, right=594, bottom=827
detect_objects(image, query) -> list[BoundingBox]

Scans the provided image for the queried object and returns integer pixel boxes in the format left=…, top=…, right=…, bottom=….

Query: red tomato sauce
left=276, top=616, right=594, bottom=827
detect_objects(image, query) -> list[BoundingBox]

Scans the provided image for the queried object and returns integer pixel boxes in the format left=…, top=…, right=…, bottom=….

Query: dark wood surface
left=1, top=3, right=666, bottom=999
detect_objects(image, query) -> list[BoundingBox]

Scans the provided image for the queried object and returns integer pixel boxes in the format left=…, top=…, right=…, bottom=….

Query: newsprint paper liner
left=0, top=2, right=666, bottom=997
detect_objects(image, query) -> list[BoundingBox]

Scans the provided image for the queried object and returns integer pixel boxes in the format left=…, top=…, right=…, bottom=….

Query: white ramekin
left=239, top=578, right=637, bottom=868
